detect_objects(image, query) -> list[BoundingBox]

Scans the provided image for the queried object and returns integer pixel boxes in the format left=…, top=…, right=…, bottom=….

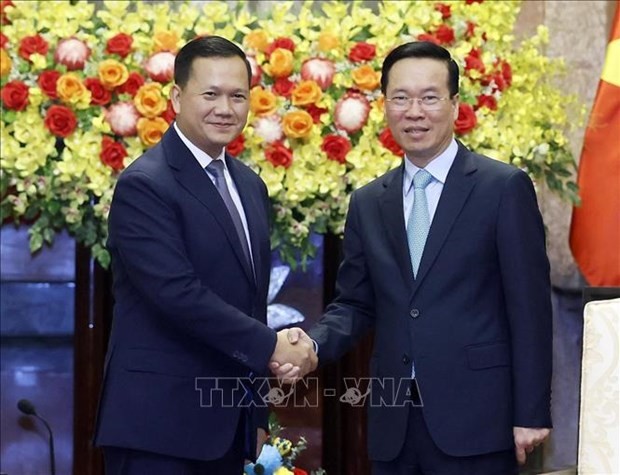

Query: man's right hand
left=269, top=328, right=317, bottom=383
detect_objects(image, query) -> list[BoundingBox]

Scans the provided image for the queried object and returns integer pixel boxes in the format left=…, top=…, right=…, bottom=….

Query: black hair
left=174, top=35, right=251, bottom=88
left=381, top=41, right=459, bottom=96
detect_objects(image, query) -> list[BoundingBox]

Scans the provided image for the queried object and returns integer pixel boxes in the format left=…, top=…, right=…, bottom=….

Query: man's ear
left=451, top=93, right=460, bottom=122
left=170, top=84, right=181, bottom=114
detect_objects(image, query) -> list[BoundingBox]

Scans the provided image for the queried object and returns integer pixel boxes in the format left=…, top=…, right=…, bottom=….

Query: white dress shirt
left=402, top=138, right=458, bottom=229
left=174, top=122, right=254, bottom=262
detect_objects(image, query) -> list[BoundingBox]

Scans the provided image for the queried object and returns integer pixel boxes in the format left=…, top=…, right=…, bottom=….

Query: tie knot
left=413, top=169, right=433, bottom=190
left=206, top=159, right=225, bottom=178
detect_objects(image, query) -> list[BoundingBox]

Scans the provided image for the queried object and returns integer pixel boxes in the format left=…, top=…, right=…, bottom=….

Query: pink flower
left=301, top=58, right=336, bottom=90
left=144, top=51, right=175, bottom=83
left=105, top=101, right=140, bottom=137
left=247, top=55, right=262, bottom=88
left=54, top=38, right=90, bottom=71
left=334, top=93, right=370, bottom=134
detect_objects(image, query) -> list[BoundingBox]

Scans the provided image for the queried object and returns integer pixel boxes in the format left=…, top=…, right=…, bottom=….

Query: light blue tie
left=407, top=169, right=433, bottom=278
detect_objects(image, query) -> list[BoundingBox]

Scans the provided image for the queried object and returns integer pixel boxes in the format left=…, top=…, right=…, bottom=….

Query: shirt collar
left=173, top=121, right=226, bottom=170
left=403, top=138, right=458, bottom=196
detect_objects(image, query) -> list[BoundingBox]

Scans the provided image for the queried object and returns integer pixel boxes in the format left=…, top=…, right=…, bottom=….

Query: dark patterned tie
left=206, top=160, right=252, bottom=270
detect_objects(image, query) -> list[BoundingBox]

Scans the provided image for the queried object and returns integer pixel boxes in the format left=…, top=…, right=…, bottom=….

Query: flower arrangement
left=244, top=414, right=325, bottom=475
left=0, top=0, right=581, bottom=267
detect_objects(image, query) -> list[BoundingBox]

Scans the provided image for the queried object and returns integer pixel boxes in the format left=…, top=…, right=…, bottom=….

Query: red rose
left=44, top=105, right=77, bottom=138
left=417, top=33, right=440, bottom=45
left=84, top=77, right=112, bottom=106
left=435, top=25, right=455, bottom=45
left=116, top=71, right=145, bottom=96
left=466, top=0, right=484, bottom=4
left=435, top=3, right=452, bottom=19
left=266, top=37, right=295, bottom=56
left=1, top=0, right=13, bottom=25
left=1, top=80, right=29, bottom=110
left=100, top=136, right=127, bottom=171
left=475, top=94, right=497, bottom=111
left=272, top=77, right=295, bottom=97
left=492, top=72, right=507, bottom=92
left=454, top=103, right=477, bottom=135
left=161, top=99, right=176, bottom=124
left=321, top=134, right=351, bottom=164
left=18, top=34, right=49, bottom=61
left=498, top=59, right=512, bottom=87
left=37, top=70, right=61, bottom=99
left=378, top=128, right=404, bottom=157
left=265, top=141, right=293, bottom=168
left=348, top=42, right=376, bottom=62
left=106, top=33, right=133, bottom=58
left=0, top=32, right=8, bottom=48
left=292, top=469, right=308, bottom=475
left=306, top=103, right=327, bottom=124
left=464, top=48, right=485, bottom=74
left=226, top=134, right=245, bottom=156
left=465, top=21, right=476, bottom=39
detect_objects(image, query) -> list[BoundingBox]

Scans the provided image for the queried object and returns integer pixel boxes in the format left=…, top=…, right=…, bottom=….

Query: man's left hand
left=513, top=426, right=551, bottom=465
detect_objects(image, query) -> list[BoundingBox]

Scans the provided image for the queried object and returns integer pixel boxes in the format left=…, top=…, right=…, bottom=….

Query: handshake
left=268, top=327, right=318, bottom=384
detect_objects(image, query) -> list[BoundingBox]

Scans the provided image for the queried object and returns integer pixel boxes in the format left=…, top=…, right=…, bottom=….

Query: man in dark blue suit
left=279, top=41, right=553, bottom=473
left=94, top=36, right=316, bottom=474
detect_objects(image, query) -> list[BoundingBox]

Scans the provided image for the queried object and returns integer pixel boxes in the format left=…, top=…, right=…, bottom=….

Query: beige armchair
left=577, top=297, right=620, bottom=474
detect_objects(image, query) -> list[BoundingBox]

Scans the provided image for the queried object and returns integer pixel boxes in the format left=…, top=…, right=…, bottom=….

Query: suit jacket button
left=402, top=355, right=410, bottom=365
left=410, top=308, right=420, bottom=318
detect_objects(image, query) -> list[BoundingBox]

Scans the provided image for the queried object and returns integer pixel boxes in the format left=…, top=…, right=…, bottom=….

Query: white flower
left=253, top=115, right=283, bottom=144
left=300, top=58, right=336, bottom=90
left=334, top=93, right=370, bottom=134
left=144, top=52, right=175, bottom=83
left=105, top=102, right=139, bottom=137
left=54, top=38, right=90, bottom=70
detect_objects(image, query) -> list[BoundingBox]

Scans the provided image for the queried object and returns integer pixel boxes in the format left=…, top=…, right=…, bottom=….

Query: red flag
left=569, top=1, right=620, bottom=286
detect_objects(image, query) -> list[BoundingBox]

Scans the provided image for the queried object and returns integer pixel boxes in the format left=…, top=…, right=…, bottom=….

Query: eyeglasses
left=385, top=95, right=452, bottom=111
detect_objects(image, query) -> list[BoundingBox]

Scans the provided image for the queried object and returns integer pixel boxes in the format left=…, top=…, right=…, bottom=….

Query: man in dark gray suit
left=94, top=36, right=316, bottom=474
left=278, top=41, right=552, bottom=474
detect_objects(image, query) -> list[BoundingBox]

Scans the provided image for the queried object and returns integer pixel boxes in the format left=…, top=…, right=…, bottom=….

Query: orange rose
left=137, top=117, right=169, bottom=147
left=134, top=83, right=167, bottom=118
left=0, top=48, right=11, bottom=76
left=153, top=30, right=179, bottom=53
left=244, top=30, right=269, bottom=52
left=98, top=59, right=129, bottom=89
left=282, top=110, right=314, bottom=139
left=291, top=80, right=322, bottom=107
left=317, top=33, right=339, bottom=53
left=351, top=64, right=380, bottom=91
left=57, top=73, right=90, bottom=105
left=267, top=48, right=293, bottom=78
left=250, top=87, right=278, bottom=117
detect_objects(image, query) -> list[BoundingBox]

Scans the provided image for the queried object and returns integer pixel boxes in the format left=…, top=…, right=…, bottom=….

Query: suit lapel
left=411, top=145, right=477, bottom=299
left=163, top=128, right=255, bottom=285
left=226, top=155, right=265, bottom=287
left=378, top=165, right=414, bottom=285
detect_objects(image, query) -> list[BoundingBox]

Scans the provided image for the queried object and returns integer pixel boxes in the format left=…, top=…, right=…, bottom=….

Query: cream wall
left=515, top=0, right=615, bottom=289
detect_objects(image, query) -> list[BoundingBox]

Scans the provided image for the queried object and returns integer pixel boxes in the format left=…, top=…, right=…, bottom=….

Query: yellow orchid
left=0, top=0, right=581, bottom=269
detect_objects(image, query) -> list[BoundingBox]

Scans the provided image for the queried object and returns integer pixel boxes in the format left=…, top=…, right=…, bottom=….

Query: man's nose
left=404, top=98, right=425, bottom=116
